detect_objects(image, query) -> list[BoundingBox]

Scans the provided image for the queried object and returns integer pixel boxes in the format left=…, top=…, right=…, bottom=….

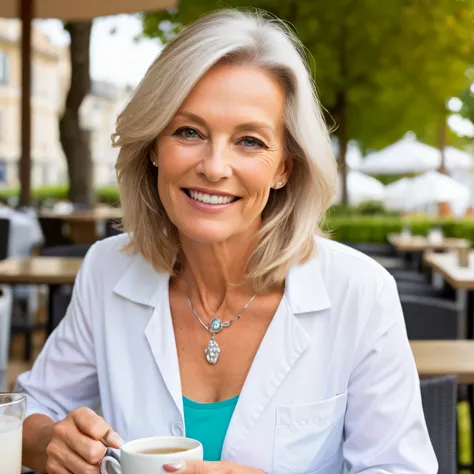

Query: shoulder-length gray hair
left=113, top=9, right=338, bottom=292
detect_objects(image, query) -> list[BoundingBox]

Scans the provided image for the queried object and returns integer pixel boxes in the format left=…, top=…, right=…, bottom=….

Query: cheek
left=240, top=155, right=279, bottom=194
left=157, top=140, right=201, bottom=182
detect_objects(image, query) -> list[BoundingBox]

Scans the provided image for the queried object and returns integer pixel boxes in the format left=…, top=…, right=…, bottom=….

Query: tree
left=142, top=0, right=474, bottom=204
left=59, top=21, right=95, bottom=207
left=460, top=81, right=474, bottom=125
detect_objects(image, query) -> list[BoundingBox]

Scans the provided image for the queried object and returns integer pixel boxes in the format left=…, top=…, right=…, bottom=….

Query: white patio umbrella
left=444, top=146, right=474, bottom=171
left=334, top=171, right=385, bottom=206
left=359, top=136, right=474, bottom=175
left=383, top=177, right=414, bottom=211
left=359, top=136, right=439, bottom=175
left=0, top=0, right=176, bottom=205
left=409, top=171, right=470, bottom=208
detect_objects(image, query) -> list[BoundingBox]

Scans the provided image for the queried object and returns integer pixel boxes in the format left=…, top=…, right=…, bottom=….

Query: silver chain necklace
left=187, top=294, right=256, bottom=365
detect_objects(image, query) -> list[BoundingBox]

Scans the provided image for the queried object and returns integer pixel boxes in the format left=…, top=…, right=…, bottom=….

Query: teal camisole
left=183, top=395, right=239, bottom=461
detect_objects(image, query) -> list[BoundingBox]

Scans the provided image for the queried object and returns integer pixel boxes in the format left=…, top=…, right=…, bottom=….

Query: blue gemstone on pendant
left=210, top=318, right=223, bottom=333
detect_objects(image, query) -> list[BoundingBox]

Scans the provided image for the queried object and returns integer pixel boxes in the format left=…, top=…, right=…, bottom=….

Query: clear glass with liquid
left=0, top=394, right=27, bottom=474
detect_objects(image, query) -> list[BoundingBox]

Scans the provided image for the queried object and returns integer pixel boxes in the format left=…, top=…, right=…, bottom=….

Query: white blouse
left=16, top=234, right=437, bottom=474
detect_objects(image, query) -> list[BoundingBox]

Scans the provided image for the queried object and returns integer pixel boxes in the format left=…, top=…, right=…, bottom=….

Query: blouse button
left=171, top=422, right=184, bottom=436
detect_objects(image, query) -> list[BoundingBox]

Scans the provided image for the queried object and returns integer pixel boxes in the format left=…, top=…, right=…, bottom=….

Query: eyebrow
left=174, top=111, right=276, bottom=137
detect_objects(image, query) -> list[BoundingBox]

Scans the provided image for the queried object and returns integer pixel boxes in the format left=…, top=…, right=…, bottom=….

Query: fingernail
left=163, top=462, right=185, bottom=472
left=107, top=432, right=125, bottom=448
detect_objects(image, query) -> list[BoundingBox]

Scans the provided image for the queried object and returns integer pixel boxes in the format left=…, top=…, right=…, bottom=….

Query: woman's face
left=154, top=64, right=291, bottom=244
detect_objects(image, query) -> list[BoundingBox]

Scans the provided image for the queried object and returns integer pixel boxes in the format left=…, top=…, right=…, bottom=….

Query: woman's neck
left=178, top=233, right=257, bottom=315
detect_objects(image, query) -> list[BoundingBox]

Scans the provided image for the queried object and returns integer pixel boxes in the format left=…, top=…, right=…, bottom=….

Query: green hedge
left=327, top=201, right=398, bottom=217
left=371, top=174, right=410, bottom=185
left=325, top=216, right=474, bottom=244
left=0, top=186, right=120, bottom=206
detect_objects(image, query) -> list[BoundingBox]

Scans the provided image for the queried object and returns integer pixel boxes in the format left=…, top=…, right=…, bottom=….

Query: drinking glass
left=0, top=393, right=27, bottom=474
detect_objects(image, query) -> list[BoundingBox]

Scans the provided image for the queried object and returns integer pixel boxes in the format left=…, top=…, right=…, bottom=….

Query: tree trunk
left=59, top=21, right=95, bottom=207
left=333, top=92, right=349, bottom=205
left=437, top=115, right=447, bottom=175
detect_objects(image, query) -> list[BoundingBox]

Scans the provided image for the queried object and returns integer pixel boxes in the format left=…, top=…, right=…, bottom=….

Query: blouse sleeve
left=343, top=275, right=438, bottom=473
left=15, top=243, right=100, bottom=422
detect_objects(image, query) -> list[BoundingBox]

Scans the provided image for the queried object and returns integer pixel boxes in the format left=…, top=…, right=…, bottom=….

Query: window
left=0, top=52, right=8, bottom=84
left=0, top=109, right=3, bottom=139
left=0, top=161, right=7, bottom=183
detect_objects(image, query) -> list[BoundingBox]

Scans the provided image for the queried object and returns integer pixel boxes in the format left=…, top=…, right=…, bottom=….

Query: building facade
left=0, top=19, right=129, bottom=189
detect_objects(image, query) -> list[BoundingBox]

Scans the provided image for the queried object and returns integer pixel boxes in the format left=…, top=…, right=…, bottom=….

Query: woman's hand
left=163, top=460, right=265, bottom=473
left=45, top=407, right=124, bottom=473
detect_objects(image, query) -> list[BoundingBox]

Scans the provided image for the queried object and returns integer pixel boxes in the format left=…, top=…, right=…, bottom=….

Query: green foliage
left=327, top=201, right=398, bottom=217
left=142, top=0, right=474, bottom=151
left=325, top=215, right=474, bottom=244
left=0, top=186, right=120, bottom=206
left=460, top=82, right=474, bottom=129
left=96, top=187, right=121, bottom=206
left=371, top=174, right=409, bottom=185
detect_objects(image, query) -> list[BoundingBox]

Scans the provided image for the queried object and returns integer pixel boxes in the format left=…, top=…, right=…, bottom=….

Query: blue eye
left=240, top=136, right=267, bottom=149
left=174, top=127, right=200, bottom=140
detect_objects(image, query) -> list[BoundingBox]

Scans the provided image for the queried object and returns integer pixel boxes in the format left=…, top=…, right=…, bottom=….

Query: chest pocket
left=273, top=392, right=347, bottom=474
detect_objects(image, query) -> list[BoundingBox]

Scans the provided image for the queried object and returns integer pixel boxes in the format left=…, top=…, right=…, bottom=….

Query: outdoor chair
left=396, top=280, right=456, bottom=300
left=40, top=244, right=91, bottom=258
left=38, top=217, right=73, bottom=248
left=39, top=244, right=91, bottom=332
left=420, top=376, right=457, bottom=474
left=400, top=295, right=462, bottom=339
left=388, top=268, right=428, bottom=283
left=105, top=219, right=122, bottom=237
left=340, top=242, right=397, bottom=257
left=0, top=218, right=10, bottom=260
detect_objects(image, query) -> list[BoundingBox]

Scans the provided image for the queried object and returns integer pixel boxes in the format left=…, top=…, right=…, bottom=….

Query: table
left=40, top=208, right=122, bottom=244
left=424, top=251, right=474, bottom=290
left=0, top=257, right=82, bottom=334
left=388, top=233, right=470, bottom=253
left=411, top=340, right=474, bottom=384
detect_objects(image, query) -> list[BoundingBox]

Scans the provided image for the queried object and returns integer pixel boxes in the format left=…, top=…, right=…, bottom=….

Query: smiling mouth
left=182, top=188, right=240, bottom=205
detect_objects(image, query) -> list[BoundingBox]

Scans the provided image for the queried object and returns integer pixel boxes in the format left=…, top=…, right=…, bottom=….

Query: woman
left=17, top=9, right=436, bottom=474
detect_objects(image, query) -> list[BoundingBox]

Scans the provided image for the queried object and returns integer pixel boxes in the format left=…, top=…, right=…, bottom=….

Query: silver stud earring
left=277, top=181, right=284, bottom=188
left=152, top=161, right=157, bottom=166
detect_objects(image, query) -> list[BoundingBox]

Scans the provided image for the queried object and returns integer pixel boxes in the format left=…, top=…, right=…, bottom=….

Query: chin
left=177, top=221, right=238, bottom=244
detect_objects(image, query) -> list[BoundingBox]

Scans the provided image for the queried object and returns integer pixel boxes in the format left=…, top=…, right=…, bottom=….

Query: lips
left=182, top=188, right=240, bottom=205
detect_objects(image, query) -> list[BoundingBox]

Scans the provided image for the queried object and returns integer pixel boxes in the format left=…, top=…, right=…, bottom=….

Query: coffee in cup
left=138, top=447, right=190, bottom=455
left=101, top=436, right=203, bottom=474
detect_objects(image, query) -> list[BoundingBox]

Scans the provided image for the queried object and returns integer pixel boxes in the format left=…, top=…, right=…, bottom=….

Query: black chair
left=38, top=218, right=73, bottom=248
left=0, top=218, right=10, bottom=260
left=340, top=242, right=396, bottom=257
left=420, top=376, right=457, bottom=474
left=400, top=295, right=462, bottom=339
left=12, top=244, right=91, bottom=359
left=396, top=281, right=451, bottom=299
left=40, top=244, right=91, bottom=258
left=388, top=268, right=427, bottom=284
left=105, top=219, right=122, bottom=237
left=40, top=245, right=91, bottom=332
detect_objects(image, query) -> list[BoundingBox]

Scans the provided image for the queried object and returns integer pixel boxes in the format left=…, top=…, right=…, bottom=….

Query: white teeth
left=189, top=190, right=234, bottom=205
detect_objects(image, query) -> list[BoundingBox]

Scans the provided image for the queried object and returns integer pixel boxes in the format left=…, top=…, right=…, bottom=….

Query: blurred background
left=0, top=1, right=474, bottom=473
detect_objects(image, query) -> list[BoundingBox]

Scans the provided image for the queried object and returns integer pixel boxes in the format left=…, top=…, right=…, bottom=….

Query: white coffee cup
left=101, top=436, right=203, bottom=474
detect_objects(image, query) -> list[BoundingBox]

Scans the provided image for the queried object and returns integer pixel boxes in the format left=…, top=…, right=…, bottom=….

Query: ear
left=273, top=156, right=294, bottom=189
left=150, top=140, right=158, bottom=167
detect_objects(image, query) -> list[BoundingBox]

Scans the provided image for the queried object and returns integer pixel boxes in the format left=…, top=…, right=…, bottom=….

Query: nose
left=196, top=149, right=232, bottom=182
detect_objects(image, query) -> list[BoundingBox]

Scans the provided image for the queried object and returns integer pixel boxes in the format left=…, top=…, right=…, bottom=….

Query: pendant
left=209, top=318, right=230, bottom=333
left=205, top=334, right=220, bottom=365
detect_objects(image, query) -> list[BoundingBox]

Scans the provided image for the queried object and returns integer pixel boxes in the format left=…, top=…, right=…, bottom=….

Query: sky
left=35, top=15, right=163, bottom=87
